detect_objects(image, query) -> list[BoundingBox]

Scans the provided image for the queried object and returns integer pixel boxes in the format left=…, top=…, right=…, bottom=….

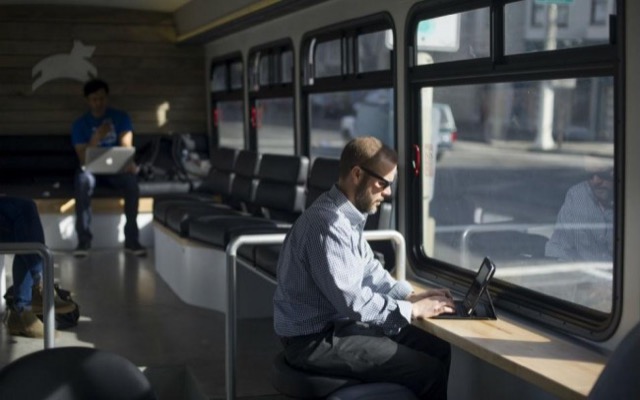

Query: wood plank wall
left=0, top=5, right=207, bottom=136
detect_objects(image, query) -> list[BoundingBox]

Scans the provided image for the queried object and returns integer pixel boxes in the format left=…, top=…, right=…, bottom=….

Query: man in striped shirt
left=545, top=167, right=614, bottom=262
left=274, top=137, right=455, bottom=400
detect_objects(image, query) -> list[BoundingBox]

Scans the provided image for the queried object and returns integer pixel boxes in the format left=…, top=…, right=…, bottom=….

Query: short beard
left=354, top=180, right=376, bottom=214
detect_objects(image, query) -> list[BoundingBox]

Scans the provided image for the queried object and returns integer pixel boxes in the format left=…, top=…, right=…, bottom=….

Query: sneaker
left=30, top=283, right=77, bottom=315
left=73, top=241, right=90, bottom=257
left=6, top=309, right=44, bottom=338
left=125, top=242, right=147, bottom=257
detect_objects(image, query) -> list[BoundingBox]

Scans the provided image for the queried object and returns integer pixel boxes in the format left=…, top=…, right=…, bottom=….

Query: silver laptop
left=84, top=147, right=135, bottom=174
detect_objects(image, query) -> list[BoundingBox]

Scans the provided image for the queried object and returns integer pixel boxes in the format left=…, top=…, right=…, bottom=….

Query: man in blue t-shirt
left=71, top=79, right=146, bottom=257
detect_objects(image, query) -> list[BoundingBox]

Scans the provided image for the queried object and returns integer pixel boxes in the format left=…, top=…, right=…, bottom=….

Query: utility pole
left=533, top=3, right=558, bottom=150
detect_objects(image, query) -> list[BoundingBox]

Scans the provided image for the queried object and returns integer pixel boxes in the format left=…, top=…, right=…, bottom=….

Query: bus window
left=255, top=98, right=294, bottom=155
left=419, top=77, right=615, bottom=313
left=304, top=18, right=395, bottom=160
left=211, top=64, right=226, bottom=92
left=314, top=39, right=342, bottom=79
left=309, top=88, right=394, bottom=160
left=249, top=41, right=295, bottom=155
left=217, top=101, right=244, bottom=149
left=505, top=0, right=616, bottom=54
left=408, top=0, right=620, bottom=337
left=415, top=8, right=489, bottom=66
left=210, top=55, right=244, bottom=149
left=281, top=49, right=293, bottom=84
left=358, top=30, right=392, bottom=73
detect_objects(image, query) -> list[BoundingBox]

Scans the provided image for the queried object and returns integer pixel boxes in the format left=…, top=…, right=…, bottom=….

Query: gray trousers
left=281, top=320, right=451, bottom=400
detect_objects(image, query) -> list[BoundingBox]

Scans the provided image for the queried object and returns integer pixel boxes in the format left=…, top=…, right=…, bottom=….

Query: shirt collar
left=328, top=185, right=367, bottom=228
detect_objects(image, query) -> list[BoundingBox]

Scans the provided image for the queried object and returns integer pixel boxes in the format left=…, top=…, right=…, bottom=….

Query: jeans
left=0, top=197, right=45, bottom=311
left=281, top=320, right=451, bottom=400
left=74, top=169, right=140, bottom=246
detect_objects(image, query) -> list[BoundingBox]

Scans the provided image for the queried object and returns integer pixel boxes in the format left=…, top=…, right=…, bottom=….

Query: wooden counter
left=410, top=281, right=607, bottom=400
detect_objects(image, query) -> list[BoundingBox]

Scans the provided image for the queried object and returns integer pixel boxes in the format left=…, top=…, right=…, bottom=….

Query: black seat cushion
left=270, top=352, right=360, bottom=398
left=165, top=203, right=244, bottom=236
left=0, top=347, right=156, bottom=400
left=269, top=352, right=417, bottom=399
left=188, top=215, right=285, bottom=249
left=153, top=197, right=220, bottom=224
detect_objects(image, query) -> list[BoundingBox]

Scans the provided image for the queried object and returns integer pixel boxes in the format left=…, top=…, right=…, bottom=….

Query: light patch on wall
left=156, top=101, right=171, bottom=127
left=32, top=40, right=97, bottom=92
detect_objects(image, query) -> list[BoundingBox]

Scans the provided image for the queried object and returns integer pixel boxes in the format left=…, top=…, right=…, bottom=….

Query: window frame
left=300, top=12, right=396, bottom=157
left=209, top=53, right=245, bottom=150
left=405, top=0, right=624, bottom=340
left=248, top=39, right=296, bottom=153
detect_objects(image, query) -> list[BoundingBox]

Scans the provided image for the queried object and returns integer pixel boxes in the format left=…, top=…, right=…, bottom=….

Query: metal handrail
left=0, top=242, right=55, bottom=348
left=224, top=229, right=406, bottom=400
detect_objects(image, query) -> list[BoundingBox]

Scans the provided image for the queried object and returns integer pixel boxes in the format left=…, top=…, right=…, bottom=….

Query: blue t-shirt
left=71, top=107, right=133, bottom=147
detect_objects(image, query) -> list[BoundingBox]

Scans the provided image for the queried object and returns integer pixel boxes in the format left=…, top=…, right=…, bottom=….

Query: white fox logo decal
left=32, top=40, right=97, bottom=92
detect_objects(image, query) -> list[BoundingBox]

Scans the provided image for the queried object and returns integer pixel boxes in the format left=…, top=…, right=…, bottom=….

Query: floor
left=0, top=249, right=289, bottom=399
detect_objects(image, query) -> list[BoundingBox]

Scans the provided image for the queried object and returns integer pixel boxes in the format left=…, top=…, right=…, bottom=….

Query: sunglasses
left=359, top=166, right=393, bottom=189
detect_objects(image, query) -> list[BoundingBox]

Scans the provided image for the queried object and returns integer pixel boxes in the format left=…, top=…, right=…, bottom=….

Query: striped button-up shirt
left=273, top=185, right=412, bottom=337
left=545, top=181, right=614, bottom=262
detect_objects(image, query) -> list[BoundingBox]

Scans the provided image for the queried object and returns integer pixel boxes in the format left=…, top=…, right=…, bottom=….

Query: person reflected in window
left=0, top=196, right=76, bottom=338
left=274, top=137, right=455, bottom=400
left=71, top=78, right=146, bottom=257
left=545, top=167, right=614, bottom=262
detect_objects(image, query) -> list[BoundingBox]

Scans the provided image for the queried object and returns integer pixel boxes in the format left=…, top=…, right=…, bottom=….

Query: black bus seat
left=186, top=154, right=309, bottom=258
left=270, top=352, right=416, bottom=400
left=251, top=157, right=398, bottom=278
left=253, top=157, right=340, bottom=278
left=160, top=150, right=262, bottom=236
left=0, top=347, right=157, bottom=400
left=152, top=146, right=238, bottom=223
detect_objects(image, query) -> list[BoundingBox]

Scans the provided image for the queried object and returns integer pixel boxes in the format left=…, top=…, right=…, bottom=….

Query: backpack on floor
left=3, top=284, right=80, bottom=330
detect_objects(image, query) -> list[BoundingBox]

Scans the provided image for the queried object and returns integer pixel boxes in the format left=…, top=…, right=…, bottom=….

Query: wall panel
left=0, top=5, right=206, bottom=137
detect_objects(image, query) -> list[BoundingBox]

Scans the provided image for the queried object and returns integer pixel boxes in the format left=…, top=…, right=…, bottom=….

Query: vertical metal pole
left=225, top=233, right=287, bottom=400
left=0, top=243, right=55, bottom=348
left=225, top=243, right=238, bottom=400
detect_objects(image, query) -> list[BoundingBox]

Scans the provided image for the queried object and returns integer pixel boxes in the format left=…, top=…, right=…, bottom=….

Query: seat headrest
left=258, top=154, right=309, bottom=185
left=309, top=157, right=339, bottom=191
left=235, top=150, right=262, bottom=177
left=210, top=147, right=238, bottom=172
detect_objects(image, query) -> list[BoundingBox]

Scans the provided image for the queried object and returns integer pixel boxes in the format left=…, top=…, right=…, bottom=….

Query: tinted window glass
left=358, top=30, right=392, bottom=73
left=282, top=50, right=293, bottom=83
left=315, top=39, right=342, bottom=78
left=309, top=89, right=394, bottom=160
left=256, top=98, right=294, bottom=155
left=418, top=77, right=614, bottom=312
left=416, top=8, right=490, bottom=65
left=217, top=100, right=244, bottom=149
left=211, top=64, right=226, bottom=92
left=230, top=61, right=243, bottom=90
left=259, top=56, right=270, bottom=86
left=505, top=0, right=615, bottom=54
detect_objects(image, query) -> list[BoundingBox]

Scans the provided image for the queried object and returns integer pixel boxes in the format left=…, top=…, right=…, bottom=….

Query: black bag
left=3, top=284, right=80, bottom=330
